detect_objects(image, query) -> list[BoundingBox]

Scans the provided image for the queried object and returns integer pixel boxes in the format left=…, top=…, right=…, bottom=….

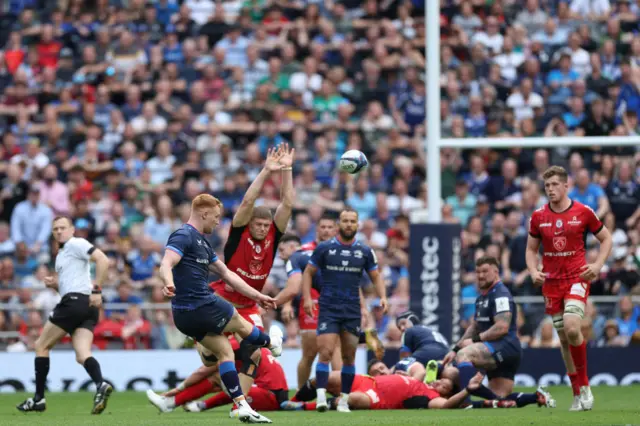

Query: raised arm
left=274, top=144, right=295, bottom=233
left=209, top=259, right=276, bottom=309
left=232, top=147, right=284, bottom=227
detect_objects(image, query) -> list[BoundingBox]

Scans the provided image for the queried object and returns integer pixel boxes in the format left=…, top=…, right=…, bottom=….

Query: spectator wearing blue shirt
left=13, top=242, right=38, bottom=279
left=155, top=0, right=179, bottom=26
left=10, top=186, right=53, bottom=254
left=257, top=122, right=286, bottom=157
left=569, top=168, right=609, bottom=218
left=562, top=96, right=586, bottom=131
left=546, top=53, right=579, bottom=104
left=615, top=60, right=640, bottom=121
left=162, top=28, right=184, bottom=64
left=108, top=282, right=144, bottom=320
left=125, top=237, right=161, bottom=282
left=463, top=95, right=487, bottom=137
left=445, top=180, right=477, bottom=226
left=347, top=178, right=377, bottom=220
left=465, top=154, right=491, bottom=197
left=615, top=296, right=638, bottom=339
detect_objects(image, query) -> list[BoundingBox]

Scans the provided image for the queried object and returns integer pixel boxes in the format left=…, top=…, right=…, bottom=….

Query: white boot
left=579, top=386, right=594, bottom=411
left=236, top=400, right=272, bottom=423
left=336, top=393, right=351, bottom=413
left=569, top=395, right=583, bottom=411
left=316, top=388, right=328, bottom=412
left=146, top=390, right=174, bottom=413
left=268, top=325, right=283, bottom=357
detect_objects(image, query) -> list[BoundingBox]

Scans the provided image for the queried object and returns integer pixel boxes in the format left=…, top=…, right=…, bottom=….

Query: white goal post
left=425, top=1, right=640, bottom=223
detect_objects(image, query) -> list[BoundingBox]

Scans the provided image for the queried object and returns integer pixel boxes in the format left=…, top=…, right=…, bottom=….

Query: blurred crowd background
left=0, top=0, right=639, bottom=353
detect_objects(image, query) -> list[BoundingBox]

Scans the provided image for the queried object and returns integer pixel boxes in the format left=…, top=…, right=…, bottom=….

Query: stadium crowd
left=0, top=0, right=639, bottom=353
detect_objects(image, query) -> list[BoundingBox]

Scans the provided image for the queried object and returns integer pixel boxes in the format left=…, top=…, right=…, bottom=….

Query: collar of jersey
left=333, top=236, right=356, bottom=247
left=480, top=280, right=501, bottom=296
left=185, top=223, right=204, bottom=235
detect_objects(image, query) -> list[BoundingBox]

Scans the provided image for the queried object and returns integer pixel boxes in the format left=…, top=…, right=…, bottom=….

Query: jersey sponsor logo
left=568, top=216, right=581, bottom=226
left=553, top=236, right=566, bottom=251
left=326, top=265, right=361, bottom=273
left=476, top=316, right=490, bottom=321
left=235, top=267, right=269, bottom=280
left=319, top=322, right=327, bottom=331
left=354, top=250, right=363, bottom=259
left=543, top=251, right=576, bottom=257
left=539, top=223, right=552, bottom=227
left=329, top=249, right=336, bottom=255
left=196, top=258, right=210, bottom=264
left=249, top=259, right=263, bottom=274
left=340, top=250, right=351, bottom=257
left=197, top=239, right=203, bottom=246
left=495, top=297, right=510, bottom=313
left=569, top=283, right=587, bottom=298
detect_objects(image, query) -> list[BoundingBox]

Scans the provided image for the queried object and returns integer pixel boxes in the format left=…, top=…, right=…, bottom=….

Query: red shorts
left=298, top=289, right=320, bottom=331
left=246, top=387, right=279, bottom=411
left=228, top=304, right=263, bottom=351
left=542, top=279, right=590, bottom=316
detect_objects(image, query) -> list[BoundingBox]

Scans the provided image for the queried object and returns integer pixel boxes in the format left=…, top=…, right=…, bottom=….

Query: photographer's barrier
left=0, top=348, right=368, bottom=393
left=380, top=347, right=640, bottom=386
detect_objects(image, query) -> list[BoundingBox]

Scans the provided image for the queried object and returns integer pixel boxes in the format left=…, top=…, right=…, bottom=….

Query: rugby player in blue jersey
left=159, top=194, right=281, bottom=424
left=302, top=207, right=388, bottom=413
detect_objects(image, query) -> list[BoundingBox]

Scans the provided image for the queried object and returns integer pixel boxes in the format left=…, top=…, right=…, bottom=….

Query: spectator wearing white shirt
left=493, top=36, right=525, bottom=83
left=10, top=139, right=50, bottom=180
left=570, top=0, right=611, bottom=21
left=386, top=178, right=423, bottom=218
left=452, top=2, right=482, bottom=38
left=507, top=78, right=544, bottom=121
left=192, top=100, right=232, bottom=133
left=289, top=57, right=323, bottom=106
left=130, top=101, right=168, bottom=135
left=471, top=16, right=504, bottom=55
left=565, top=32, right=591, bottom=78
left=0, top=222, right=16, bottom=257
left=184, top=0, right=215, bottom=26
left=515, top=0, right=548, bottom=36
left=145, top=141, right=176, bottom=185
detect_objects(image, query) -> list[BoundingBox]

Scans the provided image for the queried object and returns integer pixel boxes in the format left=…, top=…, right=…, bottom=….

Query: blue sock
left=457, top=362, right=478, bottom=389
left=469, top=384, right=498, bottom=400
left=243, top=326, right=271, bottom=347
left=219, top=361, right=243, bottom=399
left=316, top=362, right=330, bottom=389
left=507, top=392, right=538, bottom=407
left=341, top=364, right=356, bottom=394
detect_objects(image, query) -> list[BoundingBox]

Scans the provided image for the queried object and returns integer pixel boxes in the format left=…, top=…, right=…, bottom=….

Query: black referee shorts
left=49, top=293, right=99, bottom=335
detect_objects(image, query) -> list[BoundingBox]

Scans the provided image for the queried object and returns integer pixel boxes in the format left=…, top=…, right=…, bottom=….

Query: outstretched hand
left=264, top=146, right=284, bottom=172
left=278, top=143, right=295, bottom=168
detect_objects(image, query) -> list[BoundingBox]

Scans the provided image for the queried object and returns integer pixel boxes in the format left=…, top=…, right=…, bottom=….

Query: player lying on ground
left=209, top=144, right=294, bottom=399
left=17, top=215, right=113, bottom=415
left=527, top=166, right=612, bottom=411
left=443, top=256, right=522, bottom=398
left=147, top=348, right=288, bottom=414
left=284, top=360, right=554, bottom=411
left=302, top=207, right=388, bottom=412
left=160, top=194, right=283, bottom=424
left=394, top=310, right=450, bottom=381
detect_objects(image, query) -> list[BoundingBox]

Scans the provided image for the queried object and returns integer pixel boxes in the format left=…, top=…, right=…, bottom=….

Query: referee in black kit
left=17, top=216, right=113, bottom=415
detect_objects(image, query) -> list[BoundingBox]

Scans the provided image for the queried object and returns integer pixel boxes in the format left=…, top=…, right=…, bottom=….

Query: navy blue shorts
left=484, top=338, right=522, bottom=381
left=172, top=296, right=235, bottom=342
left=412, top=344, right=449, bottom=365
left=317, top=306, right=361, bottom=336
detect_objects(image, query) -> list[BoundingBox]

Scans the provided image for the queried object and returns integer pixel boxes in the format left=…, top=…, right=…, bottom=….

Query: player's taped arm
left=232, top=168, right=272, bottom=227
left=593, top=225, right=613, bottom=270
left=525, top=233, right=542, bottom=275
left=89, top=248, right=109, bottom=291
left=478, top=311, right=512, bottom=342
left=274, top=160, right=294, bottom=233
left=159, top=249, right=182, bottom=287
left=274, top=272, right=302, bottom=306
left=301, top=264, right=317, bottom=302
left=210, top=259, right=265, bottom=301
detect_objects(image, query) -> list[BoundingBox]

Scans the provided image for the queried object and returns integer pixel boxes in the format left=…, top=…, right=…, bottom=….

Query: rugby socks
left=468, top=384, right=498, bottom=400
left=219, top=361, right=244, bottom=400
left=456, top=361, right=478, bottom=390
left=506, top=392, right=538, bottom=408
left=568, top=373, right=580, bottom=396
left=358, top=332, right=367, bottom=344
left=34, top=357, right=50, bottom=401
left=244, top=326, right=271, bottom=347
left=569, top=341, right=589, bottom=387
left=83, top=357, right=104, bottom=386
left=315, top=362, right=330, bottom=389
left=341, top=364, right=356, bottom=395
left=292, top=379, right=317, bottom=402
left=175, top=379, right=215, bottom=406
left=203, top=391, right=232, bottom=409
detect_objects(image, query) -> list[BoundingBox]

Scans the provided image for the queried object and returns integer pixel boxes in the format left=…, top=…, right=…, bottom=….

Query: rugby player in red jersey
left=527, top=166, right=612, bottom=411
left=147, top=348, right=288, bottom=414
left=206, top=144, right=294, bottom=397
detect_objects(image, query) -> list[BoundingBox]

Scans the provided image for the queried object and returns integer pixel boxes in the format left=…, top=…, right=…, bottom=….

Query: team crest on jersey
left=354, top=250, right=363, bottom=259
left=249, top=259, right=263, bottom=274
left=255, top=245, right=261, bottom=254
left=553, top=236, right=567, bottom=251
left=556, top=219, right=563, bottom=228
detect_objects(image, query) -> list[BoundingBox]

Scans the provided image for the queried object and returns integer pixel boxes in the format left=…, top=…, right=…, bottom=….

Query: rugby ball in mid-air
left=339, top=150, right=369, bottom=174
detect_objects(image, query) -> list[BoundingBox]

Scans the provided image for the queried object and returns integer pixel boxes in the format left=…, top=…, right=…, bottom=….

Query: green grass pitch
left=2, top=387, right=640, bottom=425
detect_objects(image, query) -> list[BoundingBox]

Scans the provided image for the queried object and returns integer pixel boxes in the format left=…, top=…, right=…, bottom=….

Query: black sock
left=34, top=357, right=50, bottom=401
left=83, top=357, right=104, bottom=386
left=358, top=332, right=367, bottom=344
left=469, top=384, right=498, bottom=400
left=294, top=380, right=317, bottom=402
left=506, top=392, right=538, bottom=408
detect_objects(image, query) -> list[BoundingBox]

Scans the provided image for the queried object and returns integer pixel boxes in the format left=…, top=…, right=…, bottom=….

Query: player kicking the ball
left=159, top=194, right=281, bottom=423
left=302, top=208, right=388, bottom=413
left=527, top=166, right=612, bottom=411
